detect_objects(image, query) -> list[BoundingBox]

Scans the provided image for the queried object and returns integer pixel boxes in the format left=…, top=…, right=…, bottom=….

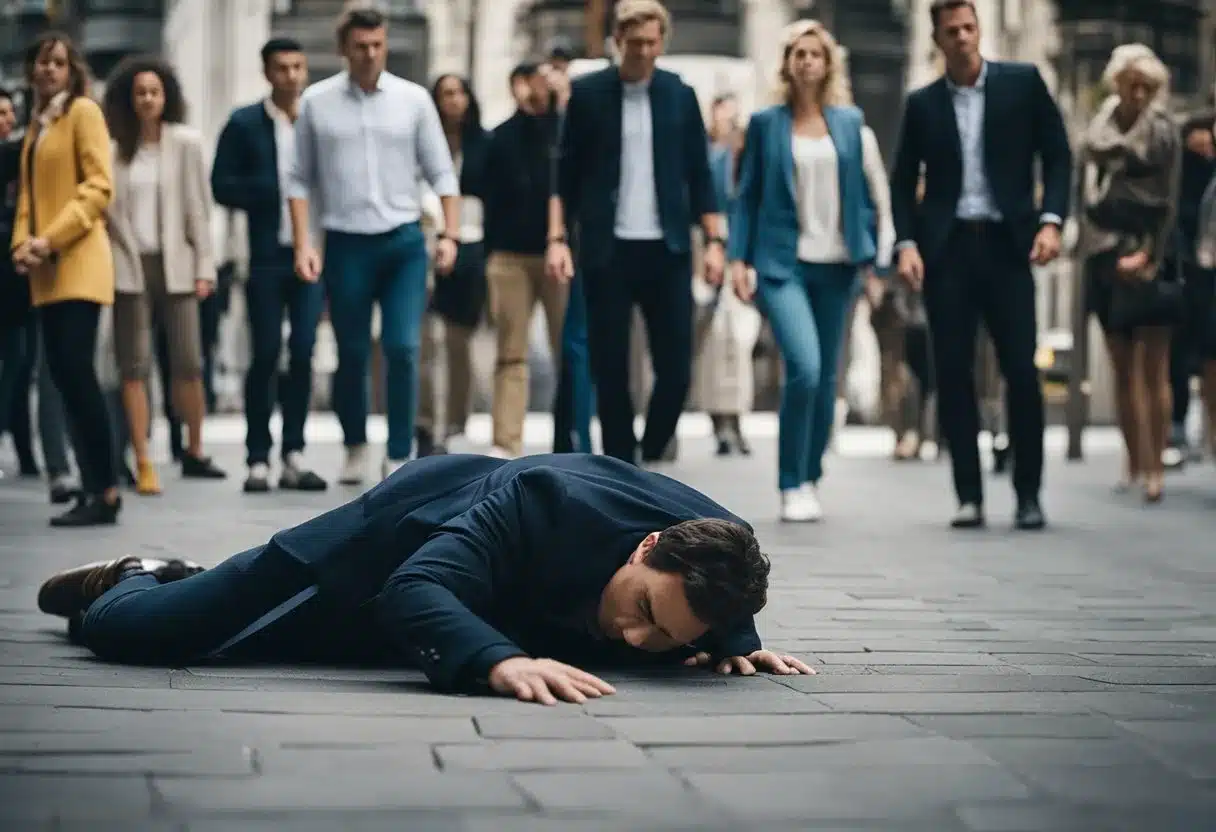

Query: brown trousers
left=417, top=313, right=475, bottom=438
left=486, top=252, right=568, bottom=455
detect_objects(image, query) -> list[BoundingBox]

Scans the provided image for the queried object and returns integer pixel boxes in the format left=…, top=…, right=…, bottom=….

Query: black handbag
left=1108, top=248, right=1187, bottom=331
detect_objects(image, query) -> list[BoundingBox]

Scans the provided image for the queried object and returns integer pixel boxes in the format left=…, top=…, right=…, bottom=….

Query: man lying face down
left=37, top=453, right=814, bottom=704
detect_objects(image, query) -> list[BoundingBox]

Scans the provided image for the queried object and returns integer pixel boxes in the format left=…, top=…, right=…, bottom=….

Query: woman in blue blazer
left=728, top=19, right=894, bottom=522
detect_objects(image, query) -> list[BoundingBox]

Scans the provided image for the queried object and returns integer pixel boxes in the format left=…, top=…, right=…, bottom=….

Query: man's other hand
left=896, top=245, right=924, bottom=291
left=1029, top=223, right=1062, bottom=266
left=488, top=656, right=617, bottom=705
left=684, top=649, right=817, bottom=676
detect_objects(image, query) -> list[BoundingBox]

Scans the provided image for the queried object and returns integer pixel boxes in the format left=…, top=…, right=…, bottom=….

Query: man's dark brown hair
left=647, top=518, right=770, bottom=629
left=930, top=0, right=977, bottom=28
left=336, top=5, right=386, bottom=47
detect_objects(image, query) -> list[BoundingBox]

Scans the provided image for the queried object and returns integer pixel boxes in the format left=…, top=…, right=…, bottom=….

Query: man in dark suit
left=546, top=0, right=725, bottom=465
left=891, top=0, right=1071, bottom=530
left=211, top=37, right=327, bottom=495
left=36, top=453, right=812, bottom=704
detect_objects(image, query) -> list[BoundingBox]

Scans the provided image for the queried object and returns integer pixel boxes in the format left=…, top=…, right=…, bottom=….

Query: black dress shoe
left=992, top=436, right=1011, bottom=475
left=181, top=454, right=227, bottom=479
left=1014, top=498, right=1046, bottom=530
left=50, top=494, right=121, bottom=528
left=37, top=555, right=204, bottom=618
left=279, top=467, right=328, bottom=491
left=951, top=503, right=986, bottom=529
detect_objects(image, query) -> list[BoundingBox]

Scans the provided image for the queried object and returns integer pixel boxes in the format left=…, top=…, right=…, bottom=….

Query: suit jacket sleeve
left=683, top=84, right=718, bottom=218
left=373, top=474, right=544, bottom=691
left=727, top=114, right=764, bottom=264
left=1030, top=68, right=1072, bottom=221
left=556, top=87, right=581, bottom=217
left=210, top=114, right=278, bottom=211
left=696, top=617, right=762, bottom=658
left=890, top=95, right=922, bottom=247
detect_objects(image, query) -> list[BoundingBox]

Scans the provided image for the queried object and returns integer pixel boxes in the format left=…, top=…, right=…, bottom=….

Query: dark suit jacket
left=556, top=67, right=718, bottom=271
left=210, top=101, right=287, bottom=265
left=890, top=61, right=1072, bottom=268
left=266, top=453, right=762, bottom=690
left=0, top=136, right=30, bottom=329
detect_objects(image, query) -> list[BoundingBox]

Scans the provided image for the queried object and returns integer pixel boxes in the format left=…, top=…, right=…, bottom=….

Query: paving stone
left=962, top=737, right=1165, bottom=768
left=907, top=714, right=1123, bottom=738
left=473, top=715, right=616, bottom=740
left=1114, top=718, right=1216, bottom=745
left=872, top=665, right=1030, bottom=675
left=602, top=713, right=927, bottom=745
left=434, top=739, right=650, bottom=770
left=954, top=803, right=1132, bottom=831
left=510, top=770, right=706, bottom=815
left=810, top=692, right=1097, bottom=714
left=153, top=771, right=527, bottom=812
left=1013, top=764, right=1216, bottom=804
left=686, top=767, right=1031, bottom=821
left=256, top=745, right=438, bottom=774
left=0, top=774, right=152, bottom=821
left=1, top=747, right=255, bottom=777
left=815, top=652, right=1003, bottom=666
left=645, top=736, right=1000, bottom=771
left=770, top=673, right=1107, bottom=693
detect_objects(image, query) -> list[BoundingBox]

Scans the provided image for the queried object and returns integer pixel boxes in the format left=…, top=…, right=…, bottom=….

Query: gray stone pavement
left=1, top=429, right=1215, bottom=831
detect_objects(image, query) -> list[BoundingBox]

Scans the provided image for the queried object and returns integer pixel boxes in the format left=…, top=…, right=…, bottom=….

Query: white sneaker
left=381, top=458, right=408, bottom=480
left=780, top=485, right=822, bottom=523
left=339, top=445, right=368, bottom=485
left=487, top=446, right=514, bottom=460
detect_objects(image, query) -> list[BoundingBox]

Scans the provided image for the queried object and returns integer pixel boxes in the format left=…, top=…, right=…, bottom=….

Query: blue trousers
left=758, top=262, right=859, bottom=490
left=552, top=272, right=595, bottom=454
left=244, top=247, right=325, bottom=466
left=324, top=224, right=429, bottom=461
left=79, top=544, right=389, bottom=666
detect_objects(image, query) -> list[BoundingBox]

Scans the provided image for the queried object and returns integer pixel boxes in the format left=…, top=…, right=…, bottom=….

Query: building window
left=272, top=0, right=292, bottom=13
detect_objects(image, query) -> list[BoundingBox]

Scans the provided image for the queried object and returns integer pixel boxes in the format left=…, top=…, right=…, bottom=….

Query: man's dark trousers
left=924, top=221, right=1043, bottom=506
left=244, top=246, right=325, bottom=467
left=583, top=239, right=692, bottom=463
left=553, top=271, right=595, bottom=454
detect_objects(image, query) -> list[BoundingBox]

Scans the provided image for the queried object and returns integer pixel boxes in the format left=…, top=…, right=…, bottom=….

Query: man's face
left=933, top=4, right=981, bottom=67
left=711, top=98, right=737, bottom=140
left=597, top=533, right=712, bottom=652
left=615, top=19, right=664, bottom=83
left=511, top=74, right=532, bottom=111
left=0, top=97, right=15, bottom=140
left=343, top=25, right=387, bottom=84
left=265, top=49, right=307, bottom=100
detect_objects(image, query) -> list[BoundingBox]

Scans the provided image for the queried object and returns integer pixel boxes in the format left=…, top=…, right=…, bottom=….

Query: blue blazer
left=729, top=104, right=876, bottom=281
left=211, top=101, right=288, bottom=265
left=556, top=67, right=718, bottom=271
left=254, top=453, right=761, bottom=691
left=890, top=61, right=1072, bottom=267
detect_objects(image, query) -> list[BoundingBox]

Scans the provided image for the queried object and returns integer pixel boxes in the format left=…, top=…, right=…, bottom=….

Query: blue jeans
left=758, top=262, right=859, bottom=490
left=245, top=247, right=325, bottom=466
left=323, top=223, right=429, bottom=461
left=553, top=272, right=595, bottom=454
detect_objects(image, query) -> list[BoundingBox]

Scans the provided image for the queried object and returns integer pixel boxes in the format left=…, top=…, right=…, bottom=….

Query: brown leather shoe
left=37, top=556, right=204, bottom=618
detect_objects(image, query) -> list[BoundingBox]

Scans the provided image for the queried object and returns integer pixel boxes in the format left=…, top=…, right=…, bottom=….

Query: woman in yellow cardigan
left=11, top=32, right=122, bottom=527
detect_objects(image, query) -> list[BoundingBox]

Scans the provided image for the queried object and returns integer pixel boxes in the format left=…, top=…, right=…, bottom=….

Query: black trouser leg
left=39, top=301, right=117, bottom=495
left=924, top=236, right=983, bottom=505
left=634, top=247, right=693, bottom=461
left=584, top=253, right=638, bottom=463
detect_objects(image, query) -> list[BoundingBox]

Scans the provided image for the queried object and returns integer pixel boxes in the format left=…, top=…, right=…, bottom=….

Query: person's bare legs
left=1140, top=327, right=1172, bottom=502
left=1105, top=335, right=1139, bottom=489
left=121, top=379, right=159, bottom=495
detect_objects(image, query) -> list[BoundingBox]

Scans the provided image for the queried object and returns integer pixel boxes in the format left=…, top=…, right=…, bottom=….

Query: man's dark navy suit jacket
left=890, top=61, right=1072, bottom=269
left=265, top=453, right=762, bottom=690
left=556, top=67, right=718, bottom=271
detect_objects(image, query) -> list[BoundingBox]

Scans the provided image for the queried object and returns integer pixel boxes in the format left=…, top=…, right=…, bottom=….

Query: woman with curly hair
left=11, top=32, right=122, bottom=527
left=727, top=19, right=894, bottom=522
left=102, top=55, right=226, bottom=496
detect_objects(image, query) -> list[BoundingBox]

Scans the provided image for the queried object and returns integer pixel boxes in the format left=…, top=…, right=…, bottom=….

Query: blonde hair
left=613, top=0, right=671, bottom=38
left=1102, top=43, right=1170, bottom=103
left=773, top=19, right=852, bottom=108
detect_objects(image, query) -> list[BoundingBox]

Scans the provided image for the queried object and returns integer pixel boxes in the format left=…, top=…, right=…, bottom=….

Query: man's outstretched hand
left=684, top=649, right=817, bottom=676
left=488, top=657, right=617, bottom=705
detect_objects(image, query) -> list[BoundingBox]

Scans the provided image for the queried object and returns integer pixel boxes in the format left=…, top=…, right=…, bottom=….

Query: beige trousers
left=486, top=252, right=568, bottom=455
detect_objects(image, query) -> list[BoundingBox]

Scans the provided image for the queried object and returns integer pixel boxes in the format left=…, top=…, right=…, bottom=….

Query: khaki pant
left=486, top=252, right=568, bottom=454
left=417, top=313, right=475, bottom=438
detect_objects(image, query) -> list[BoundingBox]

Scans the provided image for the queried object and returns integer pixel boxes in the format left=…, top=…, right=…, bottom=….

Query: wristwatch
left=706, top=235, right=726, bottom=248
left=548, top=233, right=568, bottom=246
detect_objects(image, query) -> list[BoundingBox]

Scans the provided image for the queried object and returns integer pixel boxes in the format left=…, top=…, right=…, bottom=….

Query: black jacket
left=483, top=109, right=559, bottom=256
left=0, top=136, right=31, bottom=329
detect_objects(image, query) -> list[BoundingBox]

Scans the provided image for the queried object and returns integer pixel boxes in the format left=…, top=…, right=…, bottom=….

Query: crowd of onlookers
left=0, top=0, right=1213, bottom=533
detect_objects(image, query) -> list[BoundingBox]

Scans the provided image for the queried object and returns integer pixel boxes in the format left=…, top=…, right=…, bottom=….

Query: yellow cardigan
left=11, top=95, right=115, bottom=307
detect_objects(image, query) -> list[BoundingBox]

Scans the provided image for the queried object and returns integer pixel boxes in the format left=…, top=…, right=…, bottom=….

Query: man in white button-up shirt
left=891, top=0, right=1071, bottom=531
left=287, top=6, right=461, bottom=485
left=547, top=0, right=725, bottom=466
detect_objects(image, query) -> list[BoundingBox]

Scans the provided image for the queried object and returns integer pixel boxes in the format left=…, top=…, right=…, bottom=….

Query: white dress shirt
left=614, top=80, right=663, bottom=240
left=264, top=98, right=296, bottom=247
left=287, top=71, right=459, bottom=236
left=127, top=143, right=161, bottom=254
